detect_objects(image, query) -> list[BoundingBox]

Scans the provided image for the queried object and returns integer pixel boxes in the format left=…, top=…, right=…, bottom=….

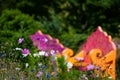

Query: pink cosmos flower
left=86, top=64, right=95, bottom=71
left=18, top=38, right=24, bottom=44
left=30, top=31, right=65, bottom=54
left=21, top=48, right=30, bottom=57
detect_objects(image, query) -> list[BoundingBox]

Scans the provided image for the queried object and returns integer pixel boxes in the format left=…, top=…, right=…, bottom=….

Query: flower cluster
left=12, top=30, right=113, bottom=80
left=30, top=31, right=65, bottom=55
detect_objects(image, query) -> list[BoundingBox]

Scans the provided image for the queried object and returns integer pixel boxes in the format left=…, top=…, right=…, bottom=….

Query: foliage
left=0, top=9, right=43, bottom=59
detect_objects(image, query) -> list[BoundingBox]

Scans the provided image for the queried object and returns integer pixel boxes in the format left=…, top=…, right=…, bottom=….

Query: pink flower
left=36, top=71, right=43, bottom=77
left=90, top=74, right=94, bottom=78
left=74, top=57, right=84, bottom=61
left=21, top=49, right=30, bottom=57
left=86, top=64, right=94, bottom=71
left=18, top=38, right=24, bottom=44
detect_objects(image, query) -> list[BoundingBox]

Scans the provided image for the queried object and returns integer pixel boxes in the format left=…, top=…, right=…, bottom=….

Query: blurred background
left=0, top=0, right=120, bottom=52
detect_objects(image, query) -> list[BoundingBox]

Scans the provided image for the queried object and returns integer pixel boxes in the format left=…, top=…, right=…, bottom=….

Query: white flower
left=67, top=62, right=73, bottom=69
left=38, top=63, right=42, bottom=66
left=15, top=48, right=22, bottom=50
left=108, top=76, right=112, bottom=79
left=25, top=63, right=29, bottom=68
left=39, top=51, right=45, bottom=56
left=50, top=50, right=55, bottom=55
left=33, top=53, right=39, bottom=57
left=15, top=67, right=20, bottom=71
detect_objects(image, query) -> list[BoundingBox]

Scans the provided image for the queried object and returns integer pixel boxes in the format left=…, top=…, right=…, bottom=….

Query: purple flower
left=86, top=64, right=95, bottom=71
left=78, top=66, right=86, bottom=71
left=42, top=65, right=47, bottom=69
left=96, top=66, right=101, bottom=70
left=21, top=48, right=30, bottom=57
left=30, top=31, right=65, bottom=54
left=18, top=38, right=24, bottom=44
left=36, top=71, right=43, bottom=77
left=90, top=74, right=94, bottom=78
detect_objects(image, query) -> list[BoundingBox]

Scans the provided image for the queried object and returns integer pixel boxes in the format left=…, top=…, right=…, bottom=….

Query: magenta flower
left=30, top=31, right=65, bottom=54
left=90, top=74, right=94, bottom=78
left=21, top=48, right=30, bottom=57
left=18, top=38, right=24, bottom=44
left=78, top=66, right=86, bottom=71
left=86, top=64, right=95, bottom=71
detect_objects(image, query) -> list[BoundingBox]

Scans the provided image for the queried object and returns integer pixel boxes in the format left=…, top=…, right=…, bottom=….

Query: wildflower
left=78, top=66, right=86, bottom=71
left=51, top=72, right=55, bottom=76
left=18, top=38, right=24, bottom=44
left=46, top=73, right=51, bottom=78
left=67, top=62, right=73, bottom=69
left=108, top=76, right=112, bottom=80
left=15, top=48, right=22, bottom=50
left=96, top=66, right=101, bottom=70
left=80, top=74, right=88, bottom=80
left=38, top=51, right=45, bottom=56
left=21, top=48, right=30, bottom=57
left=15, top=67, right=20, bottom=71
left=74, top=57, right=84, bottom=61
left=38, top=63, right=42, bottom=66
left=50, top=50, right=55, bottom=55
left=25, top=63, right=29, bottom=68
left=90, top=74, right=94, bottom=78
left=44, top=52, right=49, bottom=57
left=33, top=53, right=39, bottom=57
left=30, top=31, right=65, bottom=53
left=42, top=65, right=47, bottom=69
left=86, top=64, right=94, bottom=71
left=36, top=71, right=43, bottom=77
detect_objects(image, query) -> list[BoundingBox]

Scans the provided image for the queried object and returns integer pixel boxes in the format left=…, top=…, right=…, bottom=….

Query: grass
left=0, top=57, right=119, bottom=80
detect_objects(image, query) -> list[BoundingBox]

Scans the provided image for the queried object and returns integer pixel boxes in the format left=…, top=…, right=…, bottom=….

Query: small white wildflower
left=83, top=74, right=86, bottom=77
left=25, top=63, right=29, bottom=68
left=80, top=74, right=88, bottom=80
left=38, top=63, right=42, bottom=66
left=15, top=67, right=20, bottom=71
left=39, top=51, right=45, bottom=56
left=50, top=50, right=55, bottom=55
left=33, top=53, right=39, bottom=57
left=108, top=76, right=112, bottom=79
left=54, top=56, right=57, bottom=60
left=96, top=74, right=100, bottom=77
left=15, top=48, right=22, bottom=50
left=67, top=62, right=73, bottom=69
